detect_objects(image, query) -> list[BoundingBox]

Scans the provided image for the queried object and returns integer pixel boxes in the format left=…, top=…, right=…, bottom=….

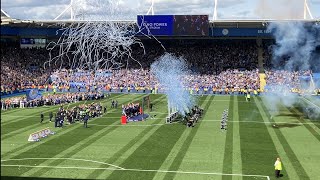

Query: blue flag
left=26, top=89, right=42, bottom=101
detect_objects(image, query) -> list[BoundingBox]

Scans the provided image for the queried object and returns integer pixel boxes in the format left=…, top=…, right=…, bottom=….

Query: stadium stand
left=1, top=20, right=319, bottom=102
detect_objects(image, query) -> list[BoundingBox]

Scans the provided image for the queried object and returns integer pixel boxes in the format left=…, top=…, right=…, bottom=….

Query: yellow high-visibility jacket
left=275, top=161, right=282, bottom=170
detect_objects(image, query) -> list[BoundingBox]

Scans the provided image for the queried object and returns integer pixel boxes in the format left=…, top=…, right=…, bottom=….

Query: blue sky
left=1, top=0, right=319, bottom=20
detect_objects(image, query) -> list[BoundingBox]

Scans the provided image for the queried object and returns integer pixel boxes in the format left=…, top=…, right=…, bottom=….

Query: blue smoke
left=267, top=22, right=320, bottom=71
left=151, top=53, right=195, bottom=116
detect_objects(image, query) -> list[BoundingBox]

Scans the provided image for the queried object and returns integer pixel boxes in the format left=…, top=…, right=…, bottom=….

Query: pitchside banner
left=28, top=128, right=55, bottom=142
left=137, top=15, right=209, bottom=36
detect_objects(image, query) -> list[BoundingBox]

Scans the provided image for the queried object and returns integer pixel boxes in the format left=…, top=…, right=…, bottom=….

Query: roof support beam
left=304, top=0, right=314, bottom=19
left=1, top=9, right=11, bottom=18
left=213, top=0, right=218, bottom=21
left=146, top=0, right=154, bottom=15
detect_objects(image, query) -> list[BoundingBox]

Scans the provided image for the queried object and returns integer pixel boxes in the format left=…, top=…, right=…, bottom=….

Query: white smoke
left=263, top=21, right=320, bottom=119
left=267, top=22, right=318, bottom=71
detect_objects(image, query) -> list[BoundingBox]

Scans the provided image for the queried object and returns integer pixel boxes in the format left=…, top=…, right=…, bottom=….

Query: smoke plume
left=267, top=22, right=319, bottom=71
left=263, top=21, right=320, bottom=119
left=151, top=53, right=195, bottom=116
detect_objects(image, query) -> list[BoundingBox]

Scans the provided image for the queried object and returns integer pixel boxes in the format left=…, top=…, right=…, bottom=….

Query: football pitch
left=1, top=94, right=320, bottom=180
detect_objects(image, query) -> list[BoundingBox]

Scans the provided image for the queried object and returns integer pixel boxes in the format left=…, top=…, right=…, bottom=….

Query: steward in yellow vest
left=274, top=158, right=282, bottom=178
left=246, top=93, right=251, bottom=102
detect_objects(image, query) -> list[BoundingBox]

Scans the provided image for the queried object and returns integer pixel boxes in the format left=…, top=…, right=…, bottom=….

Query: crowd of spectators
left=1, top=39, right=318, bottom=98
left=49, top=68, right=260, bottom=92
left=1, top=92, right=105, bottom=110
left=264, top=70, right=318, bottom=94
left=129, top=39, right=258, bottom=74
left=1, top=47, right=52, bottom=94
left=266, top=70, right=303, bottom=89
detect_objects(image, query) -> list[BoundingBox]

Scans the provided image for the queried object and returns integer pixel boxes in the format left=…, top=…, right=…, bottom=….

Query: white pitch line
left=1, top=115, right=38, bottom=117
left=301, top=97, right=320, bottom=110
left=89, top=123, right=164, bottom=127
left=105, top=112, right=168, bottom=114
left=0, top=158, right=124, bottom=170
left=0, top=164, right=270, bottom=179
left=2, top=116, right=313, bottom=125
left=202, top=119, right=319, bottom=125
left=200, top=99, right=251, bottom=103
left=0, top=115, right=146, bottom=119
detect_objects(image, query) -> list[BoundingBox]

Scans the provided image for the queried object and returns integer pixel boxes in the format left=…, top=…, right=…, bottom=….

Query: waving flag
left=26, top=89, right=42, bottom=101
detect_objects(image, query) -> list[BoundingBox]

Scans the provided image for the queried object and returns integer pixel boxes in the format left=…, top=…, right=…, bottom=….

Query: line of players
left=186, top=106, right=204, bottom=127
left=122, top=103, right=141, bottom=118
left=221, top=109, right=228, bottom=130
left=55, top=103, right=104, bottom=128
left=40, top=103, right=106, bottom=128
left=40, top=98, right=121, bottom=128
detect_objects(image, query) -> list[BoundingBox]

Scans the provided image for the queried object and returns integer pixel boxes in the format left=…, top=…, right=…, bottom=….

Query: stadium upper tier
left=1, top=19, right=319, bottom=37
left=1, top=18, right=318, bottom=27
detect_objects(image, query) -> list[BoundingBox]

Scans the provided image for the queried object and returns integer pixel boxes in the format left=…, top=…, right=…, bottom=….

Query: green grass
left=1, top=94, right=320, bottom=180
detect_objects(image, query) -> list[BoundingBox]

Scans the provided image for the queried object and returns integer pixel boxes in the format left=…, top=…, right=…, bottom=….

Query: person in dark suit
left=49, top=112, right=53, bottom=122
left=40, top=112, right=44, bottom=123
left=111, top=100, right=114, bottom=108
left=149, top=103, right=153, bottom=111
left=115, top=100, right=118, bottom=108
left=83, top=114, right=89, bottom=128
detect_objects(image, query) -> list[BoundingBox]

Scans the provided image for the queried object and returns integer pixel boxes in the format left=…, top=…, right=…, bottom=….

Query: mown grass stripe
left=232, top=95, right=243, bottom=180
left=287, top=108, right=320, bottom=142
left=1, top=94, right=127, bottom=156
left=26, top=125, right=122, bottom=177
left=151, top=96, right=211, bottom=180
left=162, top=95, right=214, bottom=180
left=238, top=96, right=279, bottom=178
left=1, top=94, right=145, bottom=177
left=222, top=95, right=234, bottom=180
left=1, top=108, right=28, bottom=115
left=0, top=93, right=123, bottom=125
left=88, top=118, right=165, bottom=179
left=312, top=121, right=320, bottom=130
left=29, top=95, right=166, bottom=178
left=93, top=96, right=190, bottom=179
left=1, top=93, right=124, bottom=125
left=24, top=94, right=166, bottom=177
left=1, top=94, right=125, bottom=137
left=254, top=96, right=299, bottom=179
left=257, top=96, right=310, bottom=180
left=23, top=92, right=158, bottom=177
left=106, top=96, right=208, bottom=180
left=1, top=99, right=138, bottom=159
left=1, top=94, right=124, bottom=140
left=296, top=97, right=320, bottom=130
left=105, top=125, right=186, bottom=179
